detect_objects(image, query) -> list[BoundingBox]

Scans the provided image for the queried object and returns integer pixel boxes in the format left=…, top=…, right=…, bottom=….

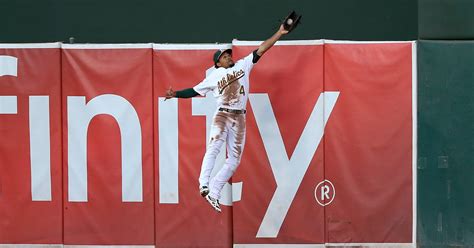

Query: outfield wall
left=417, top=40, right=474, bottom=247
left=0, top=41, right=416, bottom=247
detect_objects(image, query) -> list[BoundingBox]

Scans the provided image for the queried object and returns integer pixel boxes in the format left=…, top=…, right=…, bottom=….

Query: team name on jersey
left=218, top=69, right=245, bottom=94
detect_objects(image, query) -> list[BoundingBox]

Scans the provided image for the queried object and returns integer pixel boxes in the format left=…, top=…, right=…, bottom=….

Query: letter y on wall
left=250, top=92, right=339, bottom=238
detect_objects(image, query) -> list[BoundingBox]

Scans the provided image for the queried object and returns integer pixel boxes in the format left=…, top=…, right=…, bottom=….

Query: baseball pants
left=199, top=111, right=246, bottom=200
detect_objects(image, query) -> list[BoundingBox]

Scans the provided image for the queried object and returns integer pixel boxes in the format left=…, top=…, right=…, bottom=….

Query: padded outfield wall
left=0, top=41, right=416, bottom=247
left=417, top=40, right=474, bottom=247
left=1, top=0, right=474, bottom=246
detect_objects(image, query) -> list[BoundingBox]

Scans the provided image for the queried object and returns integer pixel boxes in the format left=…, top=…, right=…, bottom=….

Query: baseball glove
left=282, top=11, right=302, bottom=33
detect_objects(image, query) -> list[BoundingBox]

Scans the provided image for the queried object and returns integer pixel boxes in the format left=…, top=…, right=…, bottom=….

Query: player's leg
left=208, top=114, right=246, bottom=200
left=198, top=112, right=229, bottom=193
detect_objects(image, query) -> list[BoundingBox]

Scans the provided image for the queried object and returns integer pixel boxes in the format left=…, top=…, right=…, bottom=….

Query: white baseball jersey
left=193, top=52, right=255, bottom=110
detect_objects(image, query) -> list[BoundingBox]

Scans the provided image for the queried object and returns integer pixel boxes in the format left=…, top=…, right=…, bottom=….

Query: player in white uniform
left=165, top=24, right=288, bottom=212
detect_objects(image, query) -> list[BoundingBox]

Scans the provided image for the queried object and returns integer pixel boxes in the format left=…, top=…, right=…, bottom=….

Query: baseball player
left=165, top=24, right=291, bottom=212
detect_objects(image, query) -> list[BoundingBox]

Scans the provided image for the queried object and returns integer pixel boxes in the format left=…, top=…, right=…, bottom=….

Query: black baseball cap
left=213, top=49, right=232, bottom=65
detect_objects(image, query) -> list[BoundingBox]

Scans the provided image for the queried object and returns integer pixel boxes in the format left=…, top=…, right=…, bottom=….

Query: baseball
left=287, top=18, right=293, bottom=25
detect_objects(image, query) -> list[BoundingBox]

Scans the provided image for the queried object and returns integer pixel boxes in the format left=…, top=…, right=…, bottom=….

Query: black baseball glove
left=282, top=11, right=302, bottom=33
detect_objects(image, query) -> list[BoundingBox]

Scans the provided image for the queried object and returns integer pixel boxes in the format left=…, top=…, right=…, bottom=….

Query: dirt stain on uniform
left=210, top=111, right=246, bottom=162
left=222, top=80, right=241, bottom=106
left=232, top=114, right=246, bottom=159
left=210, top=112, right=227, bottom=143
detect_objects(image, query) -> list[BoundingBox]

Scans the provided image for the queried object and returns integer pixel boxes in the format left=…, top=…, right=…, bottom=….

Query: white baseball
left=287, top=18, right=293, bottom=25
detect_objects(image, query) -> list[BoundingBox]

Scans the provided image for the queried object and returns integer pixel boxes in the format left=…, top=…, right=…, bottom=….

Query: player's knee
left=223, top=164, right=237, bottom=174
left=224, top=158, right=240, bottom=172
left=212, top=148, right=222, bottom=156
left=204, top=148, right=221, bottom=160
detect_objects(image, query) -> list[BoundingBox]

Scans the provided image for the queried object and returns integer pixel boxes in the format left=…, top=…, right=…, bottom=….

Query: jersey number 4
left=239, top=85, right=245, bottom=95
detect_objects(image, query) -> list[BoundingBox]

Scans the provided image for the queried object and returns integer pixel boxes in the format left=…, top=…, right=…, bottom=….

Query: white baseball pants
left=198, top=111, right=246, bottom=200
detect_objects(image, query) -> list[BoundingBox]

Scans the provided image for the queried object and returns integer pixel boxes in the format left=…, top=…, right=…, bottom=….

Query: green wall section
left=418, top=0, right=474, bottom=39
left=417, top=41, right=474, bottom=247
left=4, top=0, right=474, bottom=42
left=0, top=0, right=417, bottom=43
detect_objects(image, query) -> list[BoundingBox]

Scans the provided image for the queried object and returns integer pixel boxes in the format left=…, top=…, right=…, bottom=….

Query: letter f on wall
left=250, top=92, right=339, bottom=238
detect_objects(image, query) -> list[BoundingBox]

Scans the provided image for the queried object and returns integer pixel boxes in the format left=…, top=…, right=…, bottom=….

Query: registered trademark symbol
left=314, top=180, right=335, bottom=206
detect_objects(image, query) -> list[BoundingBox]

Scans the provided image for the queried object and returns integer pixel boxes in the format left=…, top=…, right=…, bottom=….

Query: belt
left=218, top=107, right=246, bottom=114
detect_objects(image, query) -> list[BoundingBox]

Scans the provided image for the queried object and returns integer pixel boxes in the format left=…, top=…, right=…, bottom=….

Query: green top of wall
left=0, top=0, right=417, bottom=43
left=418, top=0, right=474, bottom=39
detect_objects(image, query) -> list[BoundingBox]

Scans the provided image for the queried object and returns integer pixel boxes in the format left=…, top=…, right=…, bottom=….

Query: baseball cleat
left=200, top=186, right=209, bottom=197
left=205, top=195, right=221, bottom=213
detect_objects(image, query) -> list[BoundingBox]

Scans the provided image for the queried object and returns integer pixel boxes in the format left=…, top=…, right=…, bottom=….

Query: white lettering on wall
left=158, top=97, right=179, bottom=203
left=67, top=94, right=143, bottom=202
left=251, top=92, right=339, bottom=238
left=29, top=96, right=52, bottom=201
left=0, top=55, right=18, bottom=77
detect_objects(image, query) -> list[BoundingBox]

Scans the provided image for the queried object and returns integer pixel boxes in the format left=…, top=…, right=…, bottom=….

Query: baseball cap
left=213, top=49, right=232, bottom=64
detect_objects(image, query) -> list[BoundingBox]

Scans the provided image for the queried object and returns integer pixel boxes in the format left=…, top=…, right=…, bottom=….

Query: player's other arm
left=165, top=87, right=199, bottom=100
left=255, top=24, right=289, bottom=57
left=165, top=73, right=214, bottom=100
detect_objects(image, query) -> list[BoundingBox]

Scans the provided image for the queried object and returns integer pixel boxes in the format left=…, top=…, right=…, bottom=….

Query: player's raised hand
left=279, top=24, right=289, bottom=35
left=164, top=86, right=175, bottom=101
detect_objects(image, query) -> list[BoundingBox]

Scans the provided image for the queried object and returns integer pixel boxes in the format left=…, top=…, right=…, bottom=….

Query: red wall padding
left=0, top=42, right=414, bottom=246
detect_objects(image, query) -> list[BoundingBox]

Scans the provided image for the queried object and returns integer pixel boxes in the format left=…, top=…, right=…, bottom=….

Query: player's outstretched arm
left=165, top=86, right=199, bottom=100
left=256, top=24, right=289, bottom=57
left=165, top=86, right=175, bottom=100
